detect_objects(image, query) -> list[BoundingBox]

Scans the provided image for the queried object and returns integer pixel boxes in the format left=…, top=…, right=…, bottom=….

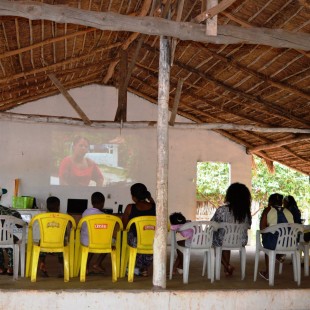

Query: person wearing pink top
left=169, top=212, right=193, bottom=275
left=59, top=136, right=104, bottom=187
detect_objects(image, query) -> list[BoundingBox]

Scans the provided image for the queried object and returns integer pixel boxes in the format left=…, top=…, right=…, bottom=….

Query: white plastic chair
left=215, top=222, right=249, bottom=280
left=254, top=223, right=303, bottom=286
left=0, top=215, right=27, bottom=279
left=169, top=221, right=219, bottom=284
left=298, top=225, right=310, bottom=276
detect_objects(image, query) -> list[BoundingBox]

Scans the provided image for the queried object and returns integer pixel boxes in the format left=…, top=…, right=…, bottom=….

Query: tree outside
left=196, top=156, right=310, bottom=223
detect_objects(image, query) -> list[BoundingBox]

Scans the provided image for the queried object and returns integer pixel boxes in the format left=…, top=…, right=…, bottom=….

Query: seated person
left=0, top=187, right=23, bottom=276
left=169, top=212, right=193, bottom=275
left=211, top=183, right=252, bottom=277
left=39, top=196, right=64, bottom=277
left=122, top=183, right=155, bottom=277
left=80, top=191, right=106, bottom=274
left=259, top=193, right=294, bottom=281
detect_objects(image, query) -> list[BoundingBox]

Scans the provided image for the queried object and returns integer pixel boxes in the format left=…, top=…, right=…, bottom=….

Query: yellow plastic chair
left=74, top=214, right=123, bottom=282
left=25, top=213, right=76, bottom=282
left=120, top=216, right=156, bottom=282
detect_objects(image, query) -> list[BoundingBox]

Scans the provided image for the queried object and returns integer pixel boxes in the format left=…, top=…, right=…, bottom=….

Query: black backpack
left=262, top=207, right=288, bottom=250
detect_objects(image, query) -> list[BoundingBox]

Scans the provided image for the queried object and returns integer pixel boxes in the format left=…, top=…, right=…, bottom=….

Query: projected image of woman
left=58, top=136, right=104, bottom=186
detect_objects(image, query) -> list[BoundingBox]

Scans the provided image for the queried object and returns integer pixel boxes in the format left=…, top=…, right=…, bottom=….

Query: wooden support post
left=206, top=0, right=218, bottom=36
left=153, top=35, right=170, bottom=289
left=115, top=49, right=128, bottom=122
left=170, top=0, right=185, bottom=65
left=169, top=79, right=183, bottom=126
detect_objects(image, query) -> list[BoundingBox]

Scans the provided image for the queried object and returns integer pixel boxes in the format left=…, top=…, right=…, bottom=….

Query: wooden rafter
left=47, top=72, right=91, bottom=125
left=1, top=112, right=309, bottom=134
left=0, top=28, right=96, bottom=60
left=169, top=78, right=183, bottom=126
left=1, top=1, right=309, bottom=50
left=101, top=0, right=152, bottom=84
left=170, top=0, right=185, bottom=65
left=247, top=134, right=310, bottom=153
left=192, top=0, right=238, bottom=23
left=0, top=42, right=121, bottom=85
left=173, top=59, right=310, bottom=127
left=192, top=42, right=310, bottom=101
left=132, top=61, right=308, bottom=132
left=114, top=49, right=128, bottom=122
left=206, top=0, right=218, bottom=36
left=127, top=71, right=310, bottom=165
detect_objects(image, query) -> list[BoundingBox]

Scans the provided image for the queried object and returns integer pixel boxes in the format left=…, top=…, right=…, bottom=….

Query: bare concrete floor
left=0, top=246, right=309, bottom=291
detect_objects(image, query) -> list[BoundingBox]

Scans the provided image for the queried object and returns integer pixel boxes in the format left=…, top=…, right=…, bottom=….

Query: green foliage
left=196, top=156, right=309, bottom=215
left=196, top=161, right=230, bottom=207
left=251, top=156, right=310, bottom=213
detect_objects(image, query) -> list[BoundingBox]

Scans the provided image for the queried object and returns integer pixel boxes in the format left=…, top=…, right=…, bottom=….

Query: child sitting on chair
left=169, top=212, right=193, bottom=275
left=39, top=196, right=64, bottom=278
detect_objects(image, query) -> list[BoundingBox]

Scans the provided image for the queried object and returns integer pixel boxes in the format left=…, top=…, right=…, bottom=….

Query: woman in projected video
left=59, top=136, right=104, bottom=186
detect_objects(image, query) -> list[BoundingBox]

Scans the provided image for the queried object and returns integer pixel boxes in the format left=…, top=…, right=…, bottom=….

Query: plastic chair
left=74, top=214, right=123, bottom=282
left=215, top=222, right=249, bottom=280
left=169, top=221, right=219, bottom=284
left=298, top=225, right=310, bottom=276
left=0, top=215, right=27, bottom=280
left=25, top=213, right=76, bottom=282
left=254, top=223, right=303, bottom=286
left=120, top=216, right=156, bottom=282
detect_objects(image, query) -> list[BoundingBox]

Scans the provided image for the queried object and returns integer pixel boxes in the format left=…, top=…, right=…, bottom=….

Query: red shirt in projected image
left=58, top=156, right=103, bottom=186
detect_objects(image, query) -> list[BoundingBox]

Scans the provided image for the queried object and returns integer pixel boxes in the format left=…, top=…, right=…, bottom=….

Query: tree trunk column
left=153, top=36, right=170, bottom=289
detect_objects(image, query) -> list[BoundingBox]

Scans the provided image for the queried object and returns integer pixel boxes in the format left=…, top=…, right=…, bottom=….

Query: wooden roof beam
left=140, top=42, right=310, bottom=127
left=193, top=42, right=310, bottom=101
left=247, top=134, right=310, bottom=153
left=0, top=28, right=96, bottom=61
left=129, top=71, right=310, bottom=165
left=0, top=42, right=121, bottom=85
left=170, top=0, right=185, bottom=65
left=114, top=49, right=128, bottom=122
left=1, top=1, right=310, bottom=50
left=101, top=0, right=152, bottom=84
left=133, top=60, right=302, bottom=129
left=206, top=0, right=218, bottom=36
left=173, top=59, right=310, bottom=127
left=169, top=78, right=183, bottom=126
left=192, top=0, right=238, bottom=23
left=47, top=72, right=92, bottom=125
left=1, top=112, right=309, bottom=134
left=0, top=71, right=101, bottom=111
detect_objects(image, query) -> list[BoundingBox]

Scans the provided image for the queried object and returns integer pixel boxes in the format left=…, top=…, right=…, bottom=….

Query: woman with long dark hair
left=211, top=182, right=252, bottom=276
left=122, top=183, right=155, bottom=277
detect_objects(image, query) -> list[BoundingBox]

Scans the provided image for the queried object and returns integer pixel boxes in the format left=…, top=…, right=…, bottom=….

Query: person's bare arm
left=260, top=207, right=270, bottom=230
left=122, top=204, right=132, bottom=229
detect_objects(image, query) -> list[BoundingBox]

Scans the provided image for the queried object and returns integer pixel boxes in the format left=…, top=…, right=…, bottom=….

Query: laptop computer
left=66, top=198, right=88, bottom=215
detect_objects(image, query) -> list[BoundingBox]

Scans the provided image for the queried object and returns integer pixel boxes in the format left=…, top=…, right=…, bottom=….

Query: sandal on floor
left=39, top=270, right=49, bottom=277
left=141, top=269, right=149, bottom=277
left=224, top=265, right=235, bottom=277
left=92, top=264, right=105, bottom=274
left=259, top=271, right=269, bottom=281
left=6, top=268, right=13, bottom=276
left=276, top=255, right=285, bottom=264
left=0, top=267, right=7, bottom=275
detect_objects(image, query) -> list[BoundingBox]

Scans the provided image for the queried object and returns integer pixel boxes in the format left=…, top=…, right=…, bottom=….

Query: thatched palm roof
left=0, top=0, right=309, bottom=174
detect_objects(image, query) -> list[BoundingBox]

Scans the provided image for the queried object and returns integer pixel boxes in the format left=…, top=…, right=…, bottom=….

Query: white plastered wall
left=0, top=85, right=251, bottom=219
